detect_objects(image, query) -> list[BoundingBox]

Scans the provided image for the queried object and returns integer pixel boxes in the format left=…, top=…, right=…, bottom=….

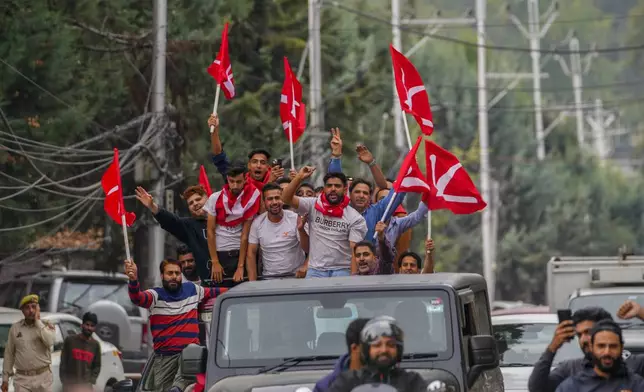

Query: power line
left=326, top=1, right=644, bottom=55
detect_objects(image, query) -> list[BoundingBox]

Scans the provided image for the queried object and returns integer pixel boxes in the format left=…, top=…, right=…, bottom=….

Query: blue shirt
left=328, top=157, right=405, bottom=243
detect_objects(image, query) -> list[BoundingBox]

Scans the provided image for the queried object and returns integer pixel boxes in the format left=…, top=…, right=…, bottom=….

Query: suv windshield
left=215, top=290, right=451, bottom=368
left=58, top=280, right=139, bottom=317
left=494, top=323, right=583, bottom=366
left=570, top=294, right=644, bottom=324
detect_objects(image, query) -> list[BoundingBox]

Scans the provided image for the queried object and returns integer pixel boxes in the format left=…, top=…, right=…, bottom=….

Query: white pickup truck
left=546, top=254, right=644, bottom=351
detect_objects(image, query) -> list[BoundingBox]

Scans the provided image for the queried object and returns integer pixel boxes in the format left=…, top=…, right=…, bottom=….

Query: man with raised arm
left=282, top=166, right=367, bottom=278
left=125, top=258, right=226, bottom=392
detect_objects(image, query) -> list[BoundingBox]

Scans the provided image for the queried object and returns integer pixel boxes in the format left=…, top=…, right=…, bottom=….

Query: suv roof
left=226, top=273, right=486, bottom=296
left=10, top=269, right=128, bottom=282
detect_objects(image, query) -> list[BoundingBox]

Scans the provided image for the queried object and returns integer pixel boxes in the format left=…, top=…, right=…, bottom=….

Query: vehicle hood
left=208, top=368, right=458, bottom=392
left=500, top=366, right=532, bottom=392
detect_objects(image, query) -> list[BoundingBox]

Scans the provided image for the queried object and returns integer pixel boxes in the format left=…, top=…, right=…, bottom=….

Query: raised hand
left=617, top=300, right=642, bottom=320
left=330, top=128, right=343, bottom=157
left=425, top=238, right=435, bottom=254
left=135, top=187, right=154, bottom=209
left=124, top=259, right=138, bottom=281
left=298, top=166, right=316, bottom=179
left=356, top=144, right=374, bottom=165
left=208, top=114, right=220, bottom=131
left=375, top=221, right=387, bottom=240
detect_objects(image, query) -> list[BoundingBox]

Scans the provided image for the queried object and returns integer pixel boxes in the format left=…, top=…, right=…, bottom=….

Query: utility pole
left=308, top=0, right=324, bottom=185
left=508, top=0, right=559, bottom=160
left=586, top=99, right=615, bottom=163
left=148, top=0, right=167, bottom=287
left=475, top=0, right=495, bottom=303
left=554, top=35, right=597, bottom=149
left=391, top=0, right=405, bottom=151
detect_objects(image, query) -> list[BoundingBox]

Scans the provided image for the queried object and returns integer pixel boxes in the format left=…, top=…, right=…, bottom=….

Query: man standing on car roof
left=2, top=294, right=56, bottom=392
left=528, top=306, right=644, bottom=392
left=59, top=312, right=101, bottom=392
left=125, top=258, right=227, bottom=392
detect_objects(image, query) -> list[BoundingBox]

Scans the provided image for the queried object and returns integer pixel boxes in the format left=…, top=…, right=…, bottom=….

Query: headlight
left=426, top=380, right=458, bottom=392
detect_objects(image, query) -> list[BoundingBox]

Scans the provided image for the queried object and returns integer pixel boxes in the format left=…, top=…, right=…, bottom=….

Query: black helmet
left=360, top=316, right=404, bottom=370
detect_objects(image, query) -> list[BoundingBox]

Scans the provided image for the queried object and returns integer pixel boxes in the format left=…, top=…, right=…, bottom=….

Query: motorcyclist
left=327, top=316, right=427, bottom=392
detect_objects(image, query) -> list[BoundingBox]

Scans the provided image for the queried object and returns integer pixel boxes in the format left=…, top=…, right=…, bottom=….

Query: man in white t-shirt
left=247, top=183, right=309, bottom=279
left=203, top=163, right=261, bottom=286
left=282, top=166, right=367, bottom=278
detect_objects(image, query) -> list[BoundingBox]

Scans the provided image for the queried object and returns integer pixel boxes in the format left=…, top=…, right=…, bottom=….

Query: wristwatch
left=368, top=159, right=377, bottom=167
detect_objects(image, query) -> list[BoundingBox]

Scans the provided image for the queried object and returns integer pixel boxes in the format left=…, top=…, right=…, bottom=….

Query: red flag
left=393, top=136, right=432, bottom=198
left=207, top=22, right=235, bottom=99
left=280, top=57, right=306, bottom=143
left=424, top=140, right=487, bottom=214
left=101, top=149, right=136, bottom=226
left=390, top=45, right=434, bottom=136
left=199, top=165, right=213, bottom=196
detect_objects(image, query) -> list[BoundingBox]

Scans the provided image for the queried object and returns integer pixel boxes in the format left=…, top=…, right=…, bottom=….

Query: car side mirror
left=112, top=379, right=134, bottom=392
left=466, top=335, right=499, bottom=388
left=181, top=343, right=208, bottom=377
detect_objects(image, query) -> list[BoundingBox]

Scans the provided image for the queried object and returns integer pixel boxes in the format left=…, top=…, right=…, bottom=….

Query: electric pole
left=475, top=0, right=495, bottom=303
left=507, top=0, right=559, bottom=160
left=391, top=0, right=405, bottom=151
left=148, top=0, right=167, bottom=286
left=586, top=99, right=615, bottom=164
left=308, top=0, right=325, bottom=185
left=554, top=35, right=597, bottom=149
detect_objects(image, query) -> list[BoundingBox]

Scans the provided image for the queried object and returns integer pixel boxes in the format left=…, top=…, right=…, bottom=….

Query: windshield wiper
left=257, top=355, right=339, bottom=374
left=402, top=353, right=439, bottom=360
left=501, top=363, right=533, bottom=367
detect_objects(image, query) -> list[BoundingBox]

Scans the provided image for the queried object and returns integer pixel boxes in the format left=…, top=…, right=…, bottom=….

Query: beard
left=325, top=191, right=343, bottom=205
left=182, top=267, right=198, bottom=280
left=592, top=353, right=623, bottom=374
left=82, top=328, right=93, bottom=338
left=371, top=353, right=396, bottom=371
left=162, top=279, right=182, bottom=292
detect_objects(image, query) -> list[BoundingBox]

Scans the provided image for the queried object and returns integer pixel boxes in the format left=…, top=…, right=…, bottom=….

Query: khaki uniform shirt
left=2, top=319, right=56, bottom=380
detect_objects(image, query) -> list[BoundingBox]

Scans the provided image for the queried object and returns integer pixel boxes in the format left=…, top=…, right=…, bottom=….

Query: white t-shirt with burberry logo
left=295, top=197, right=367, bottom=271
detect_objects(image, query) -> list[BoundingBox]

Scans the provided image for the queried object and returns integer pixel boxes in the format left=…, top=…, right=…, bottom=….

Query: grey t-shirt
left=295, top=197, right=367, bottom=271
left=249, top=210, right=306, bottom=276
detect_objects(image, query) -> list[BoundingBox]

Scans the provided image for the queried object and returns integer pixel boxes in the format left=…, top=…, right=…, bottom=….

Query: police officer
left=327, top=316, right=427, bottom=392
left=2, top=294, right=56, bottom=392
left=555, top=320, right=644, bottom=391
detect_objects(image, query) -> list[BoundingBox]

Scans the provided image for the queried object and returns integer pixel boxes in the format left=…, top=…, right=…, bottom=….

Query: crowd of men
left=135, top=114, right=436, bottom=285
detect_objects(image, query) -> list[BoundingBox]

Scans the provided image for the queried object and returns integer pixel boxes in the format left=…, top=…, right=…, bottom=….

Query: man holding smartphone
left=528, top=307, right=644, bottom=392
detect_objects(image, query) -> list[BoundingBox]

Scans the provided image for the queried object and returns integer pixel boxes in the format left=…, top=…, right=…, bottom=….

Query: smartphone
left=272, top=158, right=283, bottom=167
left=557, top=309, right=573, bottom=323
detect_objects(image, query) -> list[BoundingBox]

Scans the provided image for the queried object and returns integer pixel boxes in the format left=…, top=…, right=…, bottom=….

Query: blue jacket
left=313, top=353, right=350, bottom=392
left=328, top=157, right=404, bottom=243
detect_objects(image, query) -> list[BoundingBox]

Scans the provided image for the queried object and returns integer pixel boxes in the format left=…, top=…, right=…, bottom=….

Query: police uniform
left=1, top=295, right=56, bottom=392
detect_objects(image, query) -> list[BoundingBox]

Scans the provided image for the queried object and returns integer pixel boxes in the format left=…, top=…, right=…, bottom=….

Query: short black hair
left=345, top=318, right=370, bottom=352
left=314, top=186, right=324, bottom=193
left=386, top=178, right=396, bottom=183
left=176, top=244, right=191, bottom=257
left=590, top=319, right=623, bottom=345
left=354, top=240, right=376, bottom=255
left=262, top=182, right=282, bottom=197
left=227, top=162, right=247, bottom=178
left=159, top=258, right=181, bottom=274
left=323, top=172, right=348, bottom=186
left=247, top=149, right=271, bottom=161
left=298, top=183, right=314, bottom=192
left=82, top=312, right=98, bottom=325
left=398, top=251, right=422, bottom=269
left=349, top=178, right=373, bottom=194
left=572, top=307, right=613, bottom=324
left=375, top=187, right=391, bottom=200
left=276, top=178, right=291, bottom=185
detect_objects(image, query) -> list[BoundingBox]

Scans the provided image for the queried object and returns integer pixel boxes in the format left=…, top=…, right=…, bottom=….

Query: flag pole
left=402, top=113, right=432, bottom=239
left=288, top=122, right=296, bottom=171
left=373, top=191, right=399, bottom=240
left=209, top=84, right=222, bottom=134
left=121, top=214, right=132, bottom=261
